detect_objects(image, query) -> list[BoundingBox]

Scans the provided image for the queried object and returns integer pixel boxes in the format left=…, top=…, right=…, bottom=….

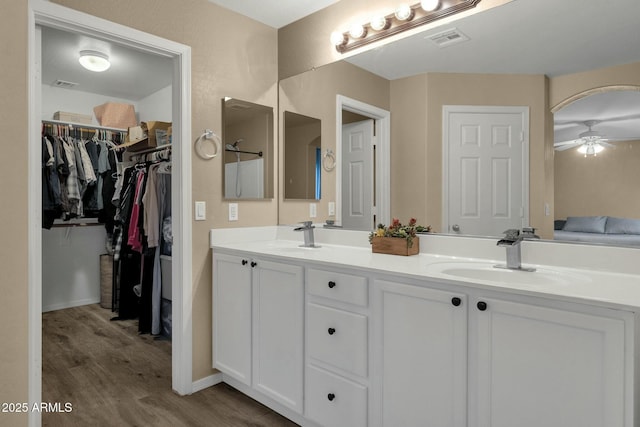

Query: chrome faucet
left=294, top=221, right=319, bottom=248
left=495, top=227, right=539, bottom=271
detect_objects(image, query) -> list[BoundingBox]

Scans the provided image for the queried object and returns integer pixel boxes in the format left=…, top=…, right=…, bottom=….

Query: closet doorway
left=29, top=2, right=193, bottom=424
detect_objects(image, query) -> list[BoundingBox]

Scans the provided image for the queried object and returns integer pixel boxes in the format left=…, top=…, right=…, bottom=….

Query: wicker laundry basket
left=100, top=254, right=113, bottom=309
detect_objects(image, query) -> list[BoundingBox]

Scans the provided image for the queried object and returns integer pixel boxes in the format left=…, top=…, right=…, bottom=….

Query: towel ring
left=323, top=149, right=336, bottom=172
left=194, top=129, right=222, bottom=160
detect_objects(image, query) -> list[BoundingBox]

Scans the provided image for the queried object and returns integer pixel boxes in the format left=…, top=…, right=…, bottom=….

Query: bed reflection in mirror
left=284, top=111, right=321, bottom=200
left=222, top=97, right=274, bottom=199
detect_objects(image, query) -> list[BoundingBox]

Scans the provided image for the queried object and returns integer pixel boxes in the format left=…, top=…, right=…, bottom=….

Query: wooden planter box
left=371, top=236, right=419, bottom=256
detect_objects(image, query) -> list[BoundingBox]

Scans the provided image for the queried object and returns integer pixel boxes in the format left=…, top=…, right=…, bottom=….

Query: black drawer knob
left=451, top=297, right=462, bottom=307
left=328, top=327, right=336, bottom=335
left=327, top=393, right=336, bottom=401
left=242, top=259, right=248, bottom=265
left=328, top=281, right=336, bottom=289
left=477, top=301, right=487, bottom=311
left=250, top=261, right=257, bottom=268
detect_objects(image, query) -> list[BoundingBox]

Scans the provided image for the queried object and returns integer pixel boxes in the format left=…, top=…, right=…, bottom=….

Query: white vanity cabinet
left=470, top=296, right=630, bottom=427
left=372, top=279, right=468, bottom=427
left=212, top=252, right=304, bottom=414
left=373, top=277, right=634, bottom=427
left=305, top=268, right=370, bottom=427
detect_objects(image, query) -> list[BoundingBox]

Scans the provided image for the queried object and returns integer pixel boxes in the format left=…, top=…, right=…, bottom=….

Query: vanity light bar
left=332, top=0, right=482, bottom=53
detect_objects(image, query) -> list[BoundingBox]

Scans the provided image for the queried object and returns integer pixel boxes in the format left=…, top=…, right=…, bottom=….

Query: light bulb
left=370, top=15, right=389, bottom=31
left=577, top=143, right=604, bottom=155
left=421, top=0, right=440, bottom=11
left=395, top=4, right=414, bottom=21
left=330, top=31, right=347, bottom=46
left=349, top=23, right=367, bottom=39
left=78, top=50, right=110, bottom=72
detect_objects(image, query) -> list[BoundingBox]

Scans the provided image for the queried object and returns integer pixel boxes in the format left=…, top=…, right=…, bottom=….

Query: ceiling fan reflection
left=554, top=119, right=640, bottom=156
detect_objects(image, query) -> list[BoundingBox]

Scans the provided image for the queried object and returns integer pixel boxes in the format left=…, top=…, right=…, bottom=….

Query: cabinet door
left=212, top=253, right=252, bottom=386
left=253, top=259, right=304, bottom=413
left=373, top=280, right=468, bottom=427
left=471, top=297, right=628, bottom=427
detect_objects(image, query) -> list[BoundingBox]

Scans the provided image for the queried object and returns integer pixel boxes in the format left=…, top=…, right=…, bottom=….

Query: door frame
left=28, top=2, right=193, bottom=425
left=442, top=105, right=530, bottom=235
left=336, top=95, right=390, bottom=228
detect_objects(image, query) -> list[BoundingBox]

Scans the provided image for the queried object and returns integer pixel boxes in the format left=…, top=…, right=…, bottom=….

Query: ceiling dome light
left=330, top=31, right=348, bottom=46
left=78, top=50, right=110, bottom=72
left=421, top=0, right=441, bottom=11
left=370, top=15, right=390, bottom=31
left=348, top=23, right=367, bottom=39
left=395, top=4, right=415, bottom=21
left=577, top=142, right=605, bottom=156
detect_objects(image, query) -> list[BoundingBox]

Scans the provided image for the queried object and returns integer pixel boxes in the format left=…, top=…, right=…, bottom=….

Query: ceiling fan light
left=78, top=50, right=110, bottom=72
left=577, top=142, right=604, bottom=156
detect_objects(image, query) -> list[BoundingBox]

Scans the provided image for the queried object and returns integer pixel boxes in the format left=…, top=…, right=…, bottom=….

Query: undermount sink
left=427, top=262, right=589, bottom=286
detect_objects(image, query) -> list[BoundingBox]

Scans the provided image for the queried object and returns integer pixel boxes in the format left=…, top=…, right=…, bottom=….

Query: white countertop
left=210, top=226, right=640, bottom=311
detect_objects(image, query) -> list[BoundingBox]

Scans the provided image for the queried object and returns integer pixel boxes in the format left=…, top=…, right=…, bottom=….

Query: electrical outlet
left=195, top=201, right=206, bottom=220
left=229, top=203, right=238, bottom=221
left=328, top=201, right=335, bottom=216
left=310, top=203, right=317, bottom=218
left=544, top=203, right=550, bottom=216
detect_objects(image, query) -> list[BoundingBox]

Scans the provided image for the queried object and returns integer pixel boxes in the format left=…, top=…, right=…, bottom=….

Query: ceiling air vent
left=427, top=28, right=469, bottom=48
left=53, top=79, right=79, bottom=89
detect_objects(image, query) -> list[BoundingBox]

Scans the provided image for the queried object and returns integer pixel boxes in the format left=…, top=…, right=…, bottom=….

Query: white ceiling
left=206, top=0, right=340, bottom=29
left=41, top=26, right=173, bottom=101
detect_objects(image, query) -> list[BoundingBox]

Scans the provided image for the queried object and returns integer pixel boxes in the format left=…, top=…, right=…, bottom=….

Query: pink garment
left=127, top=171, right=146, bottom=252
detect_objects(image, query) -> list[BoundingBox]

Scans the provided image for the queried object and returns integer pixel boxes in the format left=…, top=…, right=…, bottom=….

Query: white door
left=373, top=279, right=467, bottom=427
left=471, top=297, right=628, bottom=427
left=212, top=253, right=252, bottom=386
left=253, top=259, right=304, bottom=413
left=444, top=106, right=529, bottom=236
left=342, top=120, right=374, bottom=230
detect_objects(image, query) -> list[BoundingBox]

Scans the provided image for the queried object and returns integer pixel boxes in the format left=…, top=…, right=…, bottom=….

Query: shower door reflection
left=222, top=97, right=274, bottom=199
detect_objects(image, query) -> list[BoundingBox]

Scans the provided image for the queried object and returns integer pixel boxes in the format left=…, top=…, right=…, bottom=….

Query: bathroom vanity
left=210, top=226, right=640, bottom=427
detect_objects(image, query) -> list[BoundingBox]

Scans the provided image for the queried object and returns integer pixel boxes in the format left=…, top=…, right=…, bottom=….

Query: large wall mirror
left=277, top=0, right=640, bottom=247
left=222, top=97, right=274, bottom=199
left=284, top=111, right=321, bottom=200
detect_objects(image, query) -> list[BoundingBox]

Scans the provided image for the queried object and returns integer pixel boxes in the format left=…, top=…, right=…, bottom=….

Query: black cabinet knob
left=328, top=327, right=336, bottom=335
left=241, top=259, right=248, bottom=266
left=477, top=301, right=488, bottom=311
left=327, top=393, right=336, bottom=401
left=451, top=297, right=462, bottom=307
left=328, top=281, right=336, bottom=289
left=250, top=261, right=257, bottom=268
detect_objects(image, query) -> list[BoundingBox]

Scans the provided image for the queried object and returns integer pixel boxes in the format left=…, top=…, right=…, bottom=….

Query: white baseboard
left=42, top=298, right=100, bottom=313
left=192, top=372, right=223, bottom=393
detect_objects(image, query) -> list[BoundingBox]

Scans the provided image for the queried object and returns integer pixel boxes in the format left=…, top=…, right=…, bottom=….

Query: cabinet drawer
left=307, top=268, right=368, bottom=306
left=307, top=303, right=368, bottom=377
left=305, top=365, right=367, bottom=427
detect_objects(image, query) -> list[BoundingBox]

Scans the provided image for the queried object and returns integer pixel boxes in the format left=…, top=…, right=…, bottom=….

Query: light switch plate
left=195, top=201, right=206, bottom=220
left=328, top=201, right=335, bottom=216
left=309, top=203, right=317, bottom=218
left=229, top=203, right=238, bottom=221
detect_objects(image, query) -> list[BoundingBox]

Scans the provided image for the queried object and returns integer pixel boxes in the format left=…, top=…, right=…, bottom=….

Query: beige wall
left=278, top=60, right=390, bottom=225
left=1, top=1, right=29, bottom=425
left=390, top=73, right=554, bottom=237
left=549, top=62, right=640, bottom=109
left=555, top=141, right=640, bottom=220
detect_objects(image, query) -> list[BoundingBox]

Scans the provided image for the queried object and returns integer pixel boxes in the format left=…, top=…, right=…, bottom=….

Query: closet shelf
left=42, top=119, right=127, bottom=133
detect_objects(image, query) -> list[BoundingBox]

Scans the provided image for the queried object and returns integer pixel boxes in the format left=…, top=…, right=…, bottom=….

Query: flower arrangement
left=368, top=218, right=432, bottom=248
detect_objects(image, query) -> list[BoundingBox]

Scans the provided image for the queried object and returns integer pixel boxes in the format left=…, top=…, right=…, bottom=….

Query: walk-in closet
left=40, top=23, right=175, bottom=368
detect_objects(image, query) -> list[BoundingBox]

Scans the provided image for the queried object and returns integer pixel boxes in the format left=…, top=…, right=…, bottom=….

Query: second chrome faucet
left=495, top=227, right=539, bottom=271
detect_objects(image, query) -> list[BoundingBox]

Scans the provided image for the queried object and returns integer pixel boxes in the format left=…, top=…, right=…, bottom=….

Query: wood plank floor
left=42, top=304, right=299, bottom=427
